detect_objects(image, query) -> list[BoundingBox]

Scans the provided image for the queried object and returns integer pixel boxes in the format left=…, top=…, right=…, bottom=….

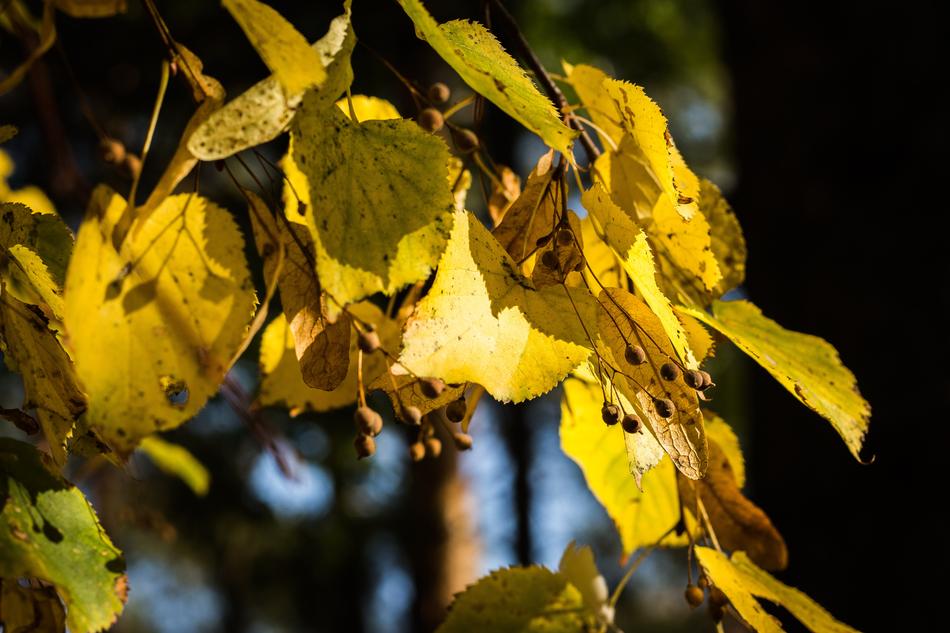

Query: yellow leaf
left=582, top=184, right=697, bottom=368
left=680, top=300, right=870, bottom=459
left=706, top=411, right=744, bottom=487
left=290, top=95, right=455, bottom=310
left=560, top=377, right=681, bottom=557
left=436, top=566, right=598, bottom=633
left=0, top=149, right=57, bottom=215
left=0, top=293, right=83, bottom=466
left=696, top=547, right=860, bottom=633
left=64, top=186, right=256, bottom=456
left=597, top=288, right=708, bottom=478
left=336, top=94, right=400, bottom=121
left=223, top=0, right=325, bottom=96
left=557, top=542, right=614, bottom=625
left=259, top=302, right=398, bottom=414
left=530, top=209, right=584, bottom=289
left=399, top=211, right=595, bottom=403
left=187, top=1, right=353, bottom=161
left=702, top=177, right=747, bottom=297
left=138, top=436, right=210, bottom=496
left=51, top=0, right=126, bottom=18
left=487, top=165, right=521, bottom=226
left=396, top=0, right=575, bottom=155
left=679, top=310, right=715, bottom=364
left=492, top=150, right=557, bottom=262
left=563, top=63, right=621, bottom=150
left=246, top=188, right=351, bottom=391
left=579, top=216, right=624, bottom=290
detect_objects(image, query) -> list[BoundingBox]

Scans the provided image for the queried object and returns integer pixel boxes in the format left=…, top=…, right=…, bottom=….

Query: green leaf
left=187, top=1, right=354, bottom=160
left=436, top=566, right=599, bottom=633
left=396, top=0, right=575, bottom=155
left=222, top=0, right=325, bottom=95
left=696, top=547, right=860, bottom=633
left=679, top=300, right=870, bottom=459
left=0, top=438, right=126, bottom=633
left=289, top=96, right=455, bottom=310
left=138, top=436, right=210, bottom=496
left=64, top=186, right=257, bottom=456
left=399, top=211, right=595, bottom=403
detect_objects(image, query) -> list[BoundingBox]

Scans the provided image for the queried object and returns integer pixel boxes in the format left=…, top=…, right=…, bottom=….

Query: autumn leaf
left=597, top=288, right=708, bottom=478
left=487, top=164, right=521, bottom=226
left=436, top=566, right=599, bottom=633
left=492, top=150, right=557, bottom=262
left=557, top=542, right=614, bottom=625
left=530, top=209, right=584, bottom=289
left=64, top=186, right=256, bottom=456
left=0, top=438, right=126, bottom=633
left=368, top=371, right=466, bottom=422
left=0, top=580, right=66, bottom=632
left=223, top=0, right=326, bottom=96
left=138, top=436, right=210, bottom=497
left=399, top=211, right=595, bottom=403
left=259, top=302, right=399, bottom=414
left=680, top=300, right=870, bottom=459
left=51, top=0, right=126, bottom=19
left=396, top=0, right=575, bottom=155
left=583, top=184, right=698, bottom=368
left=696, top=547, right=860, bottom=633
left=289, top=95, right=455, bottom=310
left=187, top=0, right=354, bottom=160
left=678, top=437, right=788, bottom=570
left=246, top=188, right=351, bottom=391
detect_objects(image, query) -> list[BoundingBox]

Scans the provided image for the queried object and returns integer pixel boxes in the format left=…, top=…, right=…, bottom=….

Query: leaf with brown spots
left=597, top=287, right=707, bottom=479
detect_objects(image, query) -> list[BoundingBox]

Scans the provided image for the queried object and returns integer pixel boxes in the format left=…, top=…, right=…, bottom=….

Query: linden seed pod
left=408, top=441, right=426, bottom=462
left=697, top=575, right=710, bottom=590
left=699, top=370, right=715, bottom=390
left=99, top=137, right=126, bottom=164
left=624, top=344, right=647, bottom=365
left=572, top=256, right=586, bottom=273
left=214, top=159, right=225, bottom=172
left=685, top=584, right=704, bottom=608
left=425, top=437, right=442, bottom=458
left=453, top=128, right=480, bottom=153
left=403, top=405, right=423, bottom=426
left=428, top=82, right=451, bottom=104
left=446, top=398, right=467, bottom=423
left=601, top=403, right=621, bottom=426
left=358, top=327, right=380, bottom=354
left=684, top=369, right=705, bottom=390
left=709, top=587, right=729, bottom=608
left=452, top=432, right=473, bottom=450
left=420, top=378, right=445, bottom=399
left=354, top=406, right=383, bottom=436
left=621, top=414, right=641, bottom=434
left=660, top=362, right=681, bottom=381
left=540, top=249, right=559, bottom=270
left=419, top=107, right=444, bottom=133
left=354, top=433, right=376, bottom=459
left=535, top=233, right=553, bottom=247
left=708, top=602, right=725, bottom=623
left=654, top=398, right=675, bottom=418
left=556, top=227, right=574, bottom=246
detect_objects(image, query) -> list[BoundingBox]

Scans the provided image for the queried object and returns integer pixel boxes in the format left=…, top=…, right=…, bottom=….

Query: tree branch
left=488, top=0, right=601, bottom=164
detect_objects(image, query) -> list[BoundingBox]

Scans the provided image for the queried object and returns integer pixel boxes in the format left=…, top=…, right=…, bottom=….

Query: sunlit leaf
left=399, top=211, right=595, bottom=403
left=696, top=547, right=860, bottom=633
left=557, top=541, right=614, bottom=625
left=436, top=566, right=598, bottom=633
left=290, top=94, right=455, bottom=310
left=396, top=0, right=575, bottom=155
left=0, top=149, right=57, bottom=215
left=223, top=0, right=325, bottom=95
left=680, top=300, right=870, bottom=459
left=64, top=186, right=256, bottom=456
left=583, top=184, right=698, bottom=368
left=597, top=288, right=707, bottom=478
left=138, top=436, right=210, bottom=496
left=0, top=438, right=126, bottom=633
left=337, top=94, right=400, bottom=121
left=187, top=1, right=354, bottom=160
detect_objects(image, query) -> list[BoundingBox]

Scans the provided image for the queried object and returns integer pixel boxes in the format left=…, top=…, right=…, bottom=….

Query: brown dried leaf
left=597, top=287, right=707, bottom=479
left=531, top=210, right=584, bottom=288
left=491, top=150, right=557, bottom=261
left=488, top=165, right=521, bottom=226
left=246, top=189, right=351, bottom=391
left=678, top=438, right=788, bottom=570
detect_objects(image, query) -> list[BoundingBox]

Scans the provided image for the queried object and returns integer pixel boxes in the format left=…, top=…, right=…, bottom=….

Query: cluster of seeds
left=684, top=576, right=730, bottom=622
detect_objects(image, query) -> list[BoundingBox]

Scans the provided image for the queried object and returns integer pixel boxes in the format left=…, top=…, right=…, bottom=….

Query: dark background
left=1, top=0, right=946, bottom=631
